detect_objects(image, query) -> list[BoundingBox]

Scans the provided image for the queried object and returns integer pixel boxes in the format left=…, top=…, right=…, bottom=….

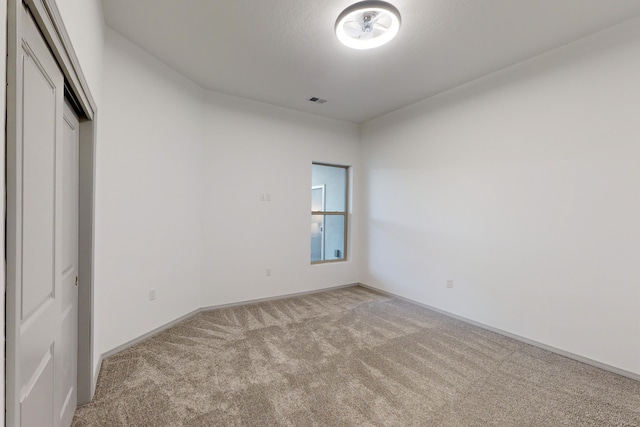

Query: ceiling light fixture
left=335, top=1, right=401, bottom=50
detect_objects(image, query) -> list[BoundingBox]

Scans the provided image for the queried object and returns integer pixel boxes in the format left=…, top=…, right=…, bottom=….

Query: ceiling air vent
left=308, top=97, right=327, bottom=104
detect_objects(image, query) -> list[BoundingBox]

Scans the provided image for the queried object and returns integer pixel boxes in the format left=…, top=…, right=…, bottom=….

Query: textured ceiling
left=102, top=0, right=640, bottom=123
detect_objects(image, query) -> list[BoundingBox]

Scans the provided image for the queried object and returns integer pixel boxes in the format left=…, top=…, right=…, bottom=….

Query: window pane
left=311, top=215, right=324, bottom=262
left=311, top=187, right=324, bottom=212
left=324, top=215, right=345, bottom=260
left=310, top=215, right=345, bottom=262
left=311, top=164, right=346, bottom=212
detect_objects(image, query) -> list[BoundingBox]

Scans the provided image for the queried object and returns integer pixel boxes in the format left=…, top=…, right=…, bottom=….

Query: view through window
left=311, top=163, right=348, bottom=263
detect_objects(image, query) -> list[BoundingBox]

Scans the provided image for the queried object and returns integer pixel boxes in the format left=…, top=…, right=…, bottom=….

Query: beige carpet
left=73, top=286, right=640, bottom=426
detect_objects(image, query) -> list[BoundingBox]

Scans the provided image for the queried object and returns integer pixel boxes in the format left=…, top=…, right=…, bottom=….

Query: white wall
left=360, top=17, right=640, bottom=376
left=94, top=26, right=361, bottom=367
left=97, top=29, right=204, bottom=353
left=200, top=92, right=361, bottom=306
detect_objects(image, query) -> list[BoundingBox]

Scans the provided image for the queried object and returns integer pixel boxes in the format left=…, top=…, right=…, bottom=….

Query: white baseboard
left=198, top=283, right=358, bottom=313
left=100, top=283, right=359, bottom=361
left=100, top=308, right=201, bottom=360
left=95, top=280, right=637, bottom=399
left=357, top=283, right=640, bottom=382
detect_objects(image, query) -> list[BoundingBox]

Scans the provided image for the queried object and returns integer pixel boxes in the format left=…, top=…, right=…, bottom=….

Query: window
left=311, top=163, right=348, bottom=263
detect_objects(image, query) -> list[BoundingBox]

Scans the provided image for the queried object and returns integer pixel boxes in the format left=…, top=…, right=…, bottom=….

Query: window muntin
left=311, top=163, right=348, bottom=264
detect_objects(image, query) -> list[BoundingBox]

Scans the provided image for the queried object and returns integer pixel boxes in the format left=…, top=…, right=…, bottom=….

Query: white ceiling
left=102, top=0, right=640, bottom=123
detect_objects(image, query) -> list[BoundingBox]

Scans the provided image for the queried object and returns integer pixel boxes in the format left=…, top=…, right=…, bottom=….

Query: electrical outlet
left=446, top=278, right=453, bottom=289
left=266, top=268, right=271, bottom=277
left=149, top=288, right=157, bottom=300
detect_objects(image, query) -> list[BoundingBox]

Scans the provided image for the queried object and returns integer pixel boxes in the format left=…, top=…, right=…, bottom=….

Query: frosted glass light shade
left=335, top=1, right=401, bottom=50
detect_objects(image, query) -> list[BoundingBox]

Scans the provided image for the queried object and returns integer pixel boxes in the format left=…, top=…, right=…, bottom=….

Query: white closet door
left=7, top=5, right=76, bottom=427
left=56, top=101, right=80, bottom=427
